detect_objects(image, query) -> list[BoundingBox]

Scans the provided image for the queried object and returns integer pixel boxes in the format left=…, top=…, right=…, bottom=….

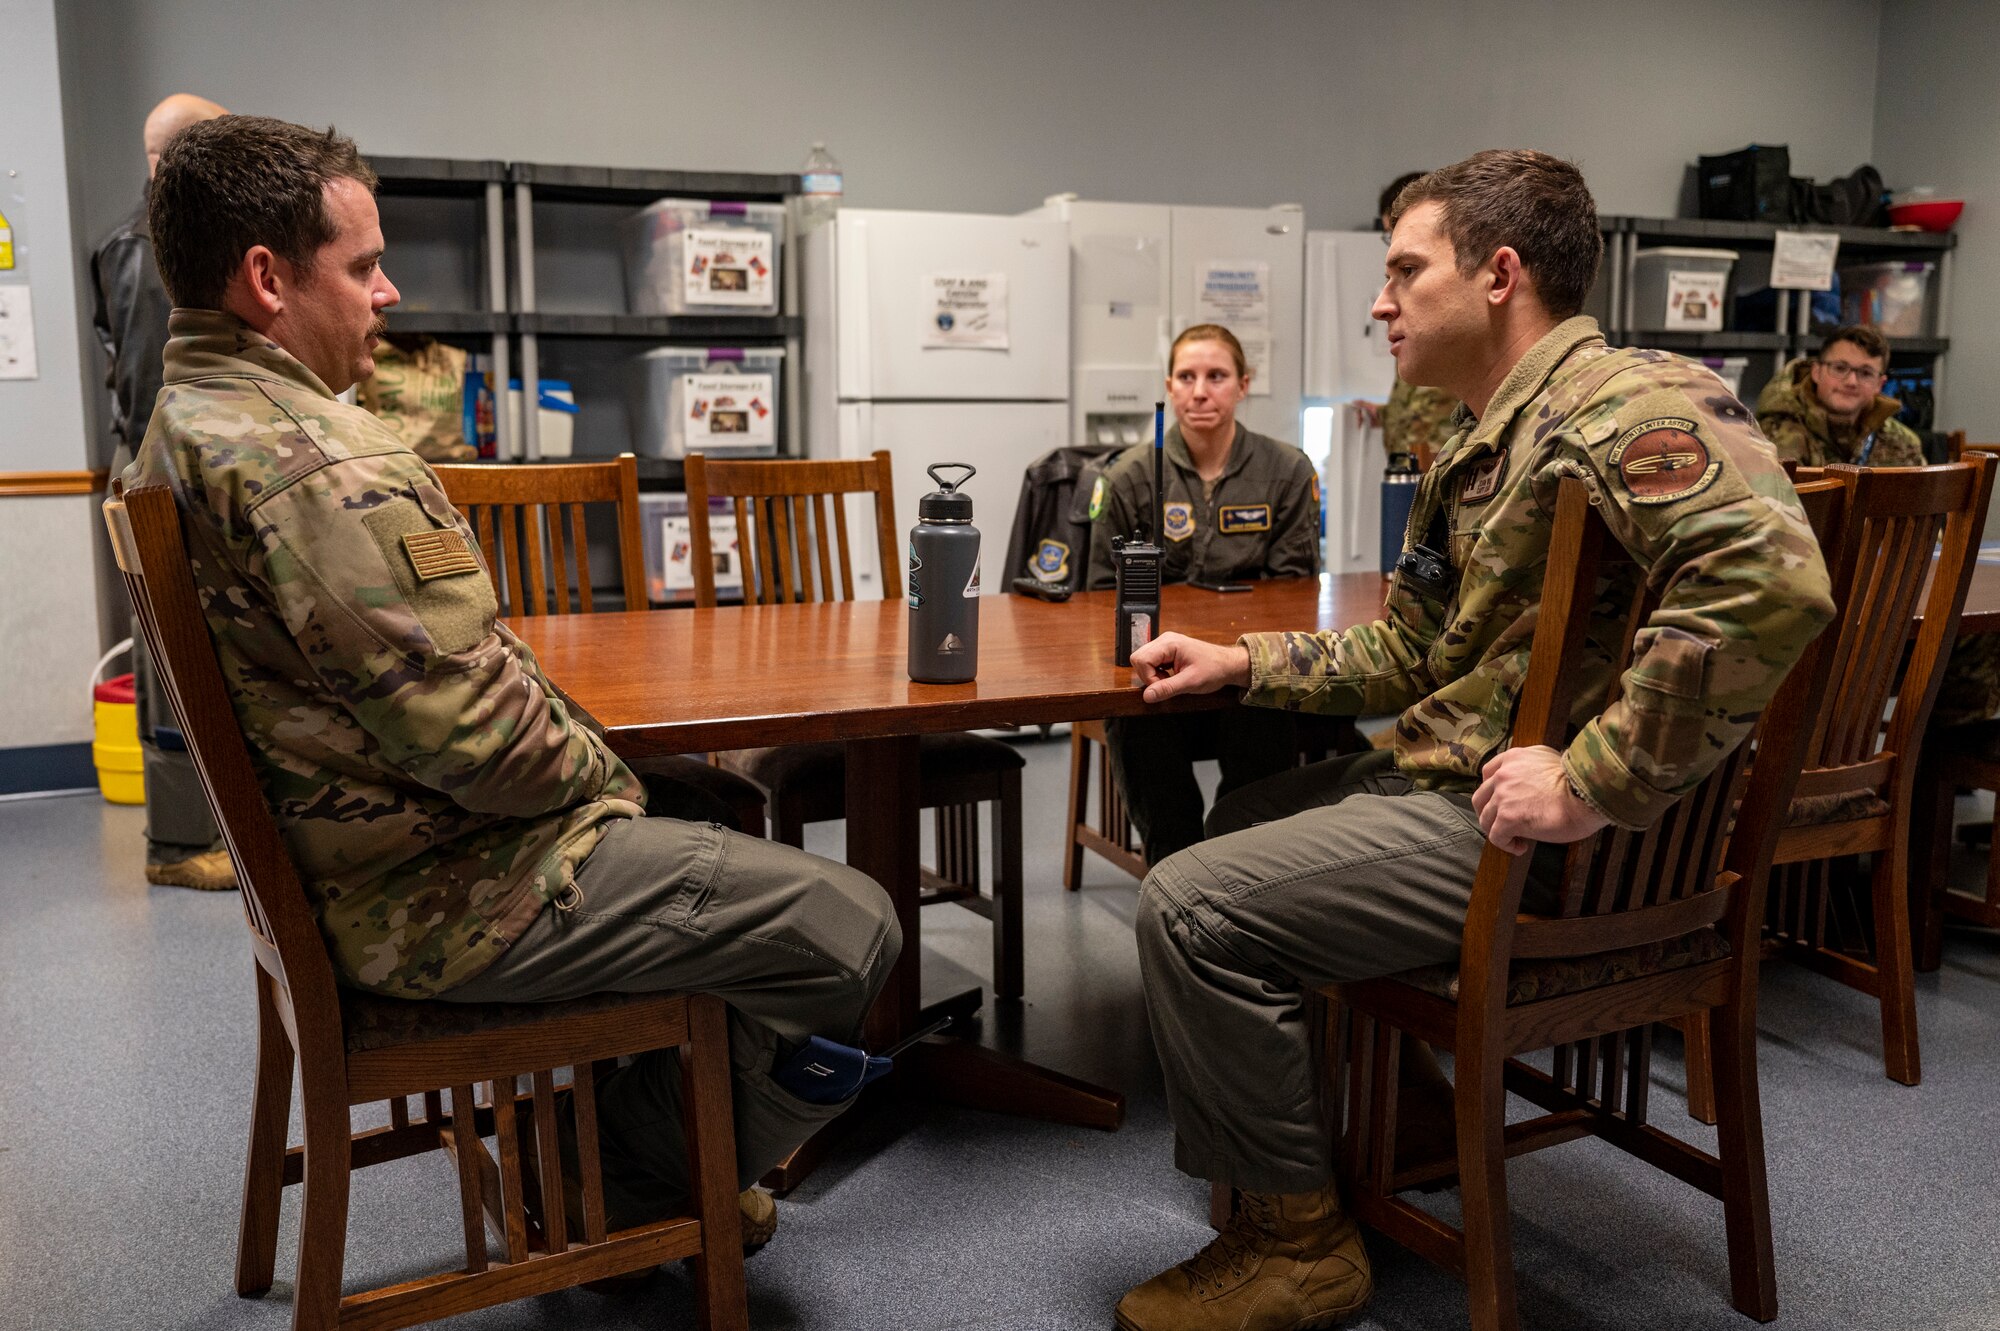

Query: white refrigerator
left=1304, top=229, right=1398, bottom=574
left=804, top=208, right=1071, bottom=599
left=1023, top=196, right=1306, bottom=447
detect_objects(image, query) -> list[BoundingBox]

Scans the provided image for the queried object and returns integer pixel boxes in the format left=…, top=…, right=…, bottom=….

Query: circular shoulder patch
left=1606, top=416, right=1720, bottom=506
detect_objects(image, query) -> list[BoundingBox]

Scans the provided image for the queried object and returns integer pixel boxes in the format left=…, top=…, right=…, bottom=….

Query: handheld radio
left=1112, top=402, right=1166, bottom=667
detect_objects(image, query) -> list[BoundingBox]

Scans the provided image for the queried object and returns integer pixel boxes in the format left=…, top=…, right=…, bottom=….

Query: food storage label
left=1664, top=271, right=1728, bottom=331
left=662, top=514, right=743, bottom=593
left=683, top=228, right=775, bottom=307
left=682, top=372, right=776, bottom=447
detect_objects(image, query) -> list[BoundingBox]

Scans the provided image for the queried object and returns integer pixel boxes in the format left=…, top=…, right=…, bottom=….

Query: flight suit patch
left=1216, top=504, right=1271, bottom=534
left=1608, top=417, right=1719, bottom=505
left=1163, top=501, right=1195, bottom=542
left=1458, top=455, right=1505, bottom=505
left=1088, top=476, right=1107, bottom=521
left=1032, top=539, right=1070, bottom=582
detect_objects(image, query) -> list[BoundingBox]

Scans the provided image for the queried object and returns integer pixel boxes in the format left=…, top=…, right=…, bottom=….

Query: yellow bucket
left=92, top=640, right=145, bottom=805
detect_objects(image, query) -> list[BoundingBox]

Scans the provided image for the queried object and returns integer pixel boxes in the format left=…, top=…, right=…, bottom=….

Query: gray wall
left=1874, top=0, right=1997, bottom=439
left=60, top=0, right=1885, bottom=251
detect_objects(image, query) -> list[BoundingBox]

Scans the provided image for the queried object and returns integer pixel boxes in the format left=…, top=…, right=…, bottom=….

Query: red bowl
left=1888, top=200, right=1963, bottom=232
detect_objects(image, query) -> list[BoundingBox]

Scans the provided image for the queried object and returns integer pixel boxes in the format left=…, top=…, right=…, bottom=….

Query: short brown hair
left=1390, top=149, right=1603, bottom=319
left=149, top=115, right=377, bottom=310
left=1819, top=324, right=1889, bottom=366
left=1169, top=323, right=1248, bottom=378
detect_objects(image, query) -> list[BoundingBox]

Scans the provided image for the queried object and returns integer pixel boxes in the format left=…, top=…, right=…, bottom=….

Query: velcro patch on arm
left=1608, top=417, right=1720, bottom=505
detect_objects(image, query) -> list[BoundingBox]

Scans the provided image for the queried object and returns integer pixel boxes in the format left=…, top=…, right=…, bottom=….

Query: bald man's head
left=144, top=94, right=229, bottom=176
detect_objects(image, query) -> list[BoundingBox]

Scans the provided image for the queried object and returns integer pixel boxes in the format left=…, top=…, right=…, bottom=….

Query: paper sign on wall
left=0, top=286, right=38, bottom=380
left=1664, top=271, right=1727, bottom=331
left=682, top=372, right=776, bottom=448
left=923, top=272, right=1010, bottom=350
left=1770, top=231, right=1840, bottom=291
left=682, top=228, right=774, bottom=307
left=1194, top=260, right=1274, bottom=396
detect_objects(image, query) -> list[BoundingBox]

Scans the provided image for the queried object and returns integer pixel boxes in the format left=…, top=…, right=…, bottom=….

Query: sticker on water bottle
left=963, top=563, right=981, bottom=597
left=908, top=547, right=923, bottom=608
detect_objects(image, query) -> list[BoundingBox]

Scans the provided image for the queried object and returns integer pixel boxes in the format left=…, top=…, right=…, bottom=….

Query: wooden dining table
left=512, top=564, right=2000, bottom=1185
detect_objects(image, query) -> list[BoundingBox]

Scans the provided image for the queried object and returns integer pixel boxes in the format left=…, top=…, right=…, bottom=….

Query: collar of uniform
left=1461, top=316, right=1604, bottom=454
left=1164, top=422, right=1249, bottom=481
left=160, top=308, right=338, bottom=401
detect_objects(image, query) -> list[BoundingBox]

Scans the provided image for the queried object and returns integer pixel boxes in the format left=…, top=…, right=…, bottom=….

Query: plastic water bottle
left=908, top=464, right=980, bottom=683
left=799, top=142, right=843, bottom=234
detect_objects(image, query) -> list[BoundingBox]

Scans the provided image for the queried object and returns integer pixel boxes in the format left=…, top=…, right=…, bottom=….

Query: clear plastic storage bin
left=1696, top=355, right=1749, bottom=397
left=622, top=199, right=785, bottom=316
left=1839, top=261, right=1936, bottom=338
left=637, top=492, right=746, bottom=604
left=1631, top=247, right=1738, bottom=333
left=625, top=347, right=784, bottom=459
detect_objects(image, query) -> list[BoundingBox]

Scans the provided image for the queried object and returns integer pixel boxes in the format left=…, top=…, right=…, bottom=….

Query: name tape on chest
left=402, top=529, right=481, bottom=581
left=1216, top=503, right=1272, bottom=534
left=1457, top=455, right=1505, bottom=505
left=1163, top=501, right=1195, bottom=542
left=1607, top=416, right=1719, bottom=506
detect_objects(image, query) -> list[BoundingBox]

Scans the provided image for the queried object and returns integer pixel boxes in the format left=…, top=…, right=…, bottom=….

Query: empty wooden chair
left=105, top=482, right=750, bottom=1331
left=685, top=450, right=1026, bottom=1001
left=434, top=455, right=767, bottom=837
left=1322, top=475, right=1838, bottom=1331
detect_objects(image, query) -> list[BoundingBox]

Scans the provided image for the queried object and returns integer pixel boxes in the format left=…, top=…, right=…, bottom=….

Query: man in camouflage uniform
left=1109, top=152, right=1834, bottom=1331
left=1755, top=324, right=1925, bottom=468
left=127, top=116, right=899, bottom=1240
left=1757, top=325, right=1999, bottom=725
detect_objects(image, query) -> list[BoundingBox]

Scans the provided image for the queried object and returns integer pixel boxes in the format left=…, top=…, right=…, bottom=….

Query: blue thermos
left=1380, top=452, right=1419, bottom=575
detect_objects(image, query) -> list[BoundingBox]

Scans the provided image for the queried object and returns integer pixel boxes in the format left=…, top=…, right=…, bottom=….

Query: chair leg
left=772, top=800, right=806, bottom=849
left=1872, top=838, right=1922, bottom=1085
left=1708, top=997, right=1779, bottom=1320
left=994, top=770, right=1024, bottom=1001
left=1456, top=1035, right=1519, bottom=1331
left=1911, top=755, right=1952, bottom=973
left=1681, top=1013, right=1718, bottom=1125
left=235, top=970, right=294, bottom=1297
left=681, top=994, right=749, bottom=1331
left=1063, top=728, right=1089, bottom=892
left=289, top=1076, right=355, bottom=1331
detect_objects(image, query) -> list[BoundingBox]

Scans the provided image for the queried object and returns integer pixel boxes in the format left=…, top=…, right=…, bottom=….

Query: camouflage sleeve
left=1085, top=469, right=1137, bottom=591
left=1872, top=421, right=1927, bottom=469
left=1753, top=411, right=1815, bottom=466
left=1262, top=451, right=1322, bottom=579
left=248, top=453, right=638, bottom=819
left=1558, top=382, right=1835, bottom=829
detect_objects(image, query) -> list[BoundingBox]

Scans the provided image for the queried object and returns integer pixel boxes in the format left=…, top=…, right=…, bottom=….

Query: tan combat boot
left=145, top=845, right=238, bottom=891
left=1114, top=1182, right=1372, bottom=1331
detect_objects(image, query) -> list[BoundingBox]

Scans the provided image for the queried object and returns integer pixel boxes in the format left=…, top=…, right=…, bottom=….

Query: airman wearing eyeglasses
left=1754, top=323, right=1925, bottom=468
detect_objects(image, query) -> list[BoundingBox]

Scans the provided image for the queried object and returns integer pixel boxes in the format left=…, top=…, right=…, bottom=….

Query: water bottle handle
left=926, top=463, right=977, bottom=492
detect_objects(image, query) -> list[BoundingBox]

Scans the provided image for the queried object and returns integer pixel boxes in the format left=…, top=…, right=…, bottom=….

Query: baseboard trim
left=0, top=742, right=98, bottom=796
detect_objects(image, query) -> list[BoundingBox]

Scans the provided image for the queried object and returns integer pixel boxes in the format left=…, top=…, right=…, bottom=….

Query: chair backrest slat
left=432, top=456, right=645, bottom=616
left=683, top=450, right=900, bottom=609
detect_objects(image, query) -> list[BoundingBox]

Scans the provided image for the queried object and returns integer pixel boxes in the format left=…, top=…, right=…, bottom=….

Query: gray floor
left=4, top=734, right=2000, bottom=1331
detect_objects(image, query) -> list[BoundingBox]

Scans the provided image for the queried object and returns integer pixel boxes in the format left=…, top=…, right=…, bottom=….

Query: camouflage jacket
left=1382, top=376, right=1461, bottom=461
left=1754, top=357, right=1925, bottom=468
left=122, top=310, right=645, bottom=997
left=1240, top=317, right=1835, bottom=830
left=1085, top=423, right=1320, bottom=590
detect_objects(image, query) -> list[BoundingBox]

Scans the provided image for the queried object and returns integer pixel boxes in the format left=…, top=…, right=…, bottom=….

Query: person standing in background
left=91, top=92, right=234, bottom=891
left=1375, top=172, right=1461, bottom=463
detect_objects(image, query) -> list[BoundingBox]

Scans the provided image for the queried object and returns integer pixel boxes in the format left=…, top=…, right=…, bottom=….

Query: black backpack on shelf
left=1698, top=144, right=1793, bottom=222
left=1790, top=164, right=1889, bottom=228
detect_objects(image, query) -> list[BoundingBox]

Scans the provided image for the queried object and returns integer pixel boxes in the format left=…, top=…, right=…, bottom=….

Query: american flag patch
left=402, top=529, right=480, bottom=581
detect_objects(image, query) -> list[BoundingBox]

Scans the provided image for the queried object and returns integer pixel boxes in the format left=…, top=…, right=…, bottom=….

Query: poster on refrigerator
left=681, top=372, right=777, bottom=449
left=922, top=272, right=1010, bottom=350
left=1195, top=260, right=1273, bottom=395
left=682, top=228, right=775, bottom=307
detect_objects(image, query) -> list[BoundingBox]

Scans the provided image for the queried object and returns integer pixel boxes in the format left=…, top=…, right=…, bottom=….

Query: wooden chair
left=1742, top=458, right=1992, bottom=1089
left=434, top=455, right=767, bottom=837
left=1321, top=475, right=1838, bottom=1331
left=684, top=450, right=1026, bottom=1001
left=105, top=483, right=748, bottom=1331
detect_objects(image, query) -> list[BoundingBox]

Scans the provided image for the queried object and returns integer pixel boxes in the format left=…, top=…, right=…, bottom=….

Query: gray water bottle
left=907, top=463, right=981, bottom=683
